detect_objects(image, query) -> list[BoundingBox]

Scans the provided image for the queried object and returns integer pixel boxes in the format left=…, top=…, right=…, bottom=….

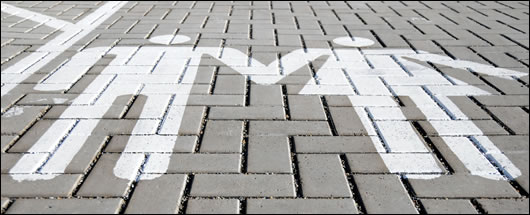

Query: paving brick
left=200, top=120, right=243, bottom=153
left=125, top=174, right=187, bottom=213
left=487, top=107, right=529, bottom=134
left=213, top=75, right=246, bottom=95
left=149, top=154, right=241, bottom=173
left=297, top=154, right=351, bottom=197
left=288, top=95, right=327, bottom=120
left=247, top=199, right=358, bottom=214
left=247, top=136, right=292, bottom=173
left=1, top=106, right=47, bottom=135
left=1, top=174, right=81, bottom=197
left=190, top=174, right=295, bottom=197
left=354, top=174, right=417, bottom=214
left=209, top=106, right=286, bottom=120
left=418, top=120, right=509, bottom=136
left=5, top=199, right=124, bottom=214
left=445, top=96, right=491, bottom=120
left=483, top=76, right=529, bottom=95
left=249, top=121, right=331, bottom=136
left=294, top=136, right=378, bottom=153
left=250, top=85, right=284, bottom=106
left=474, top=95, right=529, bottom=107
left=76, top=154, right=133, bottom=197
left=186, top=199, right=240, bottom=214
left=409, top=175, right=520, bottom=198
left=1, top=154, right=22, bottom=173
left=328, top=107, right=368, bottom=135
left=421, top=199, right=477, bottom=214
left=105, top=136, right=196, bottom=153
left=477, top=199, right=529, bottom=214
left=160, top=106, right=205, bottom=135
left=0, top=135, right=16, bottom=152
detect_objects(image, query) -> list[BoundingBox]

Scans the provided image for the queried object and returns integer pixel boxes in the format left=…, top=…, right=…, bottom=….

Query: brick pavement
left=1, top=1, right=529, bottom=214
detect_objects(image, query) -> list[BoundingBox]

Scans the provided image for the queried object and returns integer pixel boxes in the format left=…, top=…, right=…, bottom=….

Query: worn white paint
left=8, top=33, right=526, bottom=182
left=1, top=1, right=128, bottom=95
left=333, top=37, right=375, bottom=47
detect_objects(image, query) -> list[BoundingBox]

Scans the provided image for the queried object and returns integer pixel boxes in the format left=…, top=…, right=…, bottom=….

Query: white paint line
left=443, top=137, right=504, bottom=180
left=1, top=3, right=74, bottom=29
left=2, top=1, right=128, bottom=95
left=375, top=121, right=429, bottom=153
left=471, top=136, right=522, bottom=180
left=380, top=153, right=443, bottom=174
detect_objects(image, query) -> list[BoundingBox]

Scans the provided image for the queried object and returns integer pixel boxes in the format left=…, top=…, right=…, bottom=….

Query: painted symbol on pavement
left=2, top=4, right=526, bottom=182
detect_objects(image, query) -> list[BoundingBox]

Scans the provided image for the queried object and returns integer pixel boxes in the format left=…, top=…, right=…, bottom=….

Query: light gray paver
left=163, top=154, right=241, bottom=173
left=408, top=175, right=520, bottom=198
left=246, top=199, right=358, bottom=214
left=354, top=174, right=418, bottom=214
left=190, top=174, right=296, bottom=197
left=249, top=121, right=331, bottom=136
left=297, top=154, right=352, bottom=197
left=420, top=199, right=477, bottom=214
left=186, top=199, right=240, bottom=214
left=200, top=120, right=243, bottom=153
left=477, top=199, right=529, bottom=214
left=125, top=174, right=187, bottom=214
left=247, top=136, right=292, bottom=173
left=294, top=136, right=377, bottom=153
left=1, top=174, right=82, bottom=197
left=5, top=198, right=123, bottom=214
left=76, top=154, right=133, bottom=197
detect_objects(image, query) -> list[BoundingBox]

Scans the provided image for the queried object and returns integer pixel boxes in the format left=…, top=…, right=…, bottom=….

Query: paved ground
left=1, top=1, right=529, bottom=214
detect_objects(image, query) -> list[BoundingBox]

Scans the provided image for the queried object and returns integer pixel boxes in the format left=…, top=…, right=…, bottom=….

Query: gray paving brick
left=474, top=95, right=529, bottom=107
left=487, top=107, right=529, bottom=134
left=250, top=85, right=284, bottom=106
left=209, top=106, right=286, bottom=120
left=409, top=175, right=520, bottom=198
left=190, top=174, right=295, bottom=197
left=346, top=154, right=391, bottom=173
left=483, top=76, right=529, bottom=95
left=288, top=95, right=327, bottom=120
left=76, top=154, right=133, bottom=197
left=247, top=199, right=358, bottom=214
left=125, top=174, right=187, bottom=214
left=447, top=96, right=491, bottom=120
left=1, top=174, right=82, bottom=197
left=329, top=107, right=368, bottom=135
left=163, top=154, right=241, bottom=173
left=1, top=106, right=48, bottom=135
left=297, top=154, right=351, bottom=197
left=477, top=199, right=529, bottom=214
left=249, top=121, right=331, bottom=136
left=1, top=153, right=21, bottom=173
left=213, top=75, right=246, bottom=95
left=5, top=198, right=123, bottom=214
left=186, top=199, right=239, bottom=214
left=186, top=95, right=245, bottom=106
left=200, top=120, right=243, bottom=153
left=1, top=135, right=16, bottom=153
left=421, top=199, right=477, bottom=214
left=247, top=136, right=292, bottom=173
left=354, top=174, right=417, bottom=214
left=294, top=136, right=377, bottom=153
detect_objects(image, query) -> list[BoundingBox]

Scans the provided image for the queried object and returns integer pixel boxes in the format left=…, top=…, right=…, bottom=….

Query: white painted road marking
left=1, top=1, right=128, bottom=96
left=7, top=35, right=526, bottom=182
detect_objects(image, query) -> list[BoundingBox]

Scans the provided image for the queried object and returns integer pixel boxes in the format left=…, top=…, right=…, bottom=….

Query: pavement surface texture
left=1, top=1, right=529, bottom=214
